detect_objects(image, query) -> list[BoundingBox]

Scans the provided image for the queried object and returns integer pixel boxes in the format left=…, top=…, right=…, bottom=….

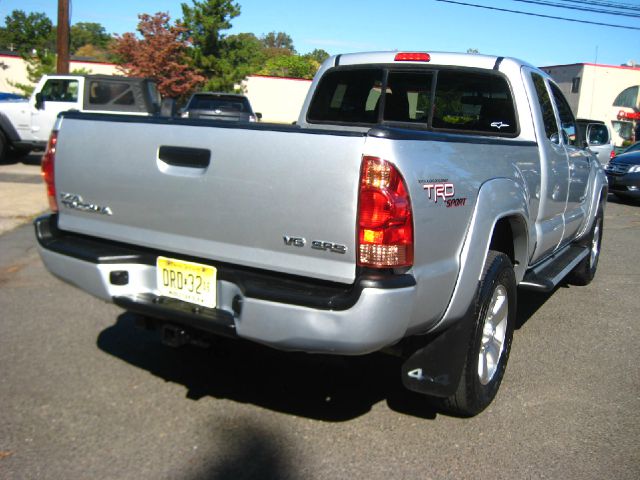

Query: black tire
left=442, top=251, right=516, bottom=417
left=10, top=146, right=31, bottom=160
left=569, top=204, right=603, bottom=286
left=0, top=130, right=7, bottom=163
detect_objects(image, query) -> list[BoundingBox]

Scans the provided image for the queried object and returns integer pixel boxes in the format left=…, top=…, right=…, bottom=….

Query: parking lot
left=0, top=160, right=639, bottom=479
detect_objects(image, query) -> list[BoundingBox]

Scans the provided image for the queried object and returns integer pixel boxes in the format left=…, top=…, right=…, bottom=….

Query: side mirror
left=549, top=132, right=560, bottom=145
left=256, top=112, right=262, bottom=121
left=35, top=92, right=45, bottom=110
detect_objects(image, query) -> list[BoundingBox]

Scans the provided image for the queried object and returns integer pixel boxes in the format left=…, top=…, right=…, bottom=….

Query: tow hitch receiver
left=161, top=324, right=190, bottom=348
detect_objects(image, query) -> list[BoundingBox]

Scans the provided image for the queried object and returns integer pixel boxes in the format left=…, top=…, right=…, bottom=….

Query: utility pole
left=56, top=0, right=70, bottom=73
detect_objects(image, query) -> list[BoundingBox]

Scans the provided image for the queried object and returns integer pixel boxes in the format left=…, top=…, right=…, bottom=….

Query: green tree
left=74, top=43, right=111, bottom=62
left=261, top=31, right=295, bottom=58
left=0, top=10, right=54, bottom=54
left=70, top=22, right=112, bottom=53
left=9, top=50, right=56, bottom=96
left=111, top=12, right=204, bottom=98
left=180, top=0, right=245, bottom=91
left=258, top=54, right=320, bottom=79
left=304, top=49, right=330, bottom=64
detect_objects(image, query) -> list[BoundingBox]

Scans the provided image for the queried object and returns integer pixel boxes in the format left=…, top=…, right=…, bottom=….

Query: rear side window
left=89, top=81, right=135, bottom=106
left=433, top=71, right=516, bottom=134
left=307, top=69, right=383, bottom=124
left=307, top=67, right=517, bottom=135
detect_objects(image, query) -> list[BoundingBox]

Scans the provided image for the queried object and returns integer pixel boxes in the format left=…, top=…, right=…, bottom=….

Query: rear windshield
left=189, top=95, right=250, bottom=112
left=307, top=67, right=517, bottom=135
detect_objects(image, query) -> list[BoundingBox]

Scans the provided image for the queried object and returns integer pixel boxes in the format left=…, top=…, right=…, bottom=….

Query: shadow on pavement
left=607, top=193, right=640, bottom=207
left=97, top=313, right=438, bottom=422
left=515, top=287, right=554, bottom=330
left=0, top=152, right=43, bottom=166
left=186, top=423, right=297, bottom=480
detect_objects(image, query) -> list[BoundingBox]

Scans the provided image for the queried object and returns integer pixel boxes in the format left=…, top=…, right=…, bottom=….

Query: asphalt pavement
left=0, top=154, right=48, bottom=235
left=0, top=159, right=639, bottom=479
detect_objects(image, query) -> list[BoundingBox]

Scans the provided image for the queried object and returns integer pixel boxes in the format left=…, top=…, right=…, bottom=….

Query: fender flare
left=576, top=165, right=608, bottom=241
left=435, top=177, right=531, bottom=332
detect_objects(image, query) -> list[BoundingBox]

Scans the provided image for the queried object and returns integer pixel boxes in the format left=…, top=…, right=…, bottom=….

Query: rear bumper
left=35, top=214, right=416, bottom=354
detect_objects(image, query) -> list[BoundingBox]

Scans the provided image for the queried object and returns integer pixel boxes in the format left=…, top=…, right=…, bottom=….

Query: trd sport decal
left=418, top=179, right=467, bottom=208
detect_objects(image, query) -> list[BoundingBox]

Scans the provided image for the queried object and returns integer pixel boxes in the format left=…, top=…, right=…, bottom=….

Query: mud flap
left=401, top=304, right=474, bottom=398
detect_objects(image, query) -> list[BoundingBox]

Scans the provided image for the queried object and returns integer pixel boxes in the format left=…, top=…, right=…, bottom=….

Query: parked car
left=0, top=92, right=25, bottom=101
left=576, top=119, right=614, bottom=164
left=0, top=74, right=160, bottom=161
left=181, top=92, right=261, bottom=122
left=605, top=150, right=640, bottom=200
left=621, top=141, right=640, bottom=155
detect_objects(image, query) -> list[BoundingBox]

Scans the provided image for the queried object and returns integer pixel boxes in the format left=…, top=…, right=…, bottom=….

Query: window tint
left=587, top=124, right=609, bottom=145
left=532, top=73, right=558, bottom=143
left=433, top=71, right=516, bottom=134
left=89, top=81, right=135, bottom=106
left=41, top=79, right=78, bottom=102
left=550, top=83, right=577, bottom=146
left=307, top=67, right=517, bottom=135
left=383, top=71, right=433, bottom=123
left=191, top=96, right=249, bottom=112
left=308, top=69, right=384, bottom=124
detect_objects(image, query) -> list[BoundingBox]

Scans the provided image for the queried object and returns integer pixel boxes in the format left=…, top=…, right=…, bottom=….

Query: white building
left=241, top=74, right=312, bottom=124
left=0, top=51, right=120, bottom=93
left=541, top=62, right=640, bottom=147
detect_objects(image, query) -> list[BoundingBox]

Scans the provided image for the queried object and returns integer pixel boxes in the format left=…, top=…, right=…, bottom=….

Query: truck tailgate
left=54, top=116, right=366, bottom=284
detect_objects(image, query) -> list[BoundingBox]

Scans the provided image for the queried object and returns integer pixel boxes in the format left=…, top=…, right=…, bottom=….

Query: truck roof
left=38, top=73, right=153, bottom=83
left=329, top=51, right=537, bottom=72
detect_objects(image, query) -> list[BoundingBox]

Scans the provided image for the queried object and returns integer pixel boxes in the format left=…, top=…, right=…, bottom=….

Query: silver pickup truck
left=35, top=51, right=607, bottom=416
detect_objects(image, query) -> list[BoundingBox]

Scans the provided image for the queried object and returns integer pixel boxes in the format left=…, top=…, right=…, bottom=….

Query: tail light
left=610, top=149, right=616, bottom=160
left=41, top=131, right=58, bottom=212
left=357, top=156, right=413, bottom=268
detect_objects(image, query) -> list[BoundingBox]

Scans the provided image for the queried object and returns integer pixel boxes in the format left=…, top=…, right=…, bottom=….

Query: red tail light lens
left=610, top=149, right=616, bottom=160
left=394, top=52, right=430, bottom=62
left=358, top=156, right=413, bottom=268
left=41, top=131, right=58, bottom=212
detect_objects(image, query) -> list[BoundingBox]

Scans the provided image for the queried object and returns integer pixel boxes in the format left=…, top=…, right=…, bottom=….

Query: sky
left=1, top=0, right=639, bottom=68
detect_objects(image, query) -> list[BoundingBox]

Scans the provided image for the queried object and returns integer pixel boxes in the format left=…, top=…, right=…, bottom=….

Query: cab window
left=531, top=73, right=558, bottom=143
left=550, top=83, right=578, bottom=146
left=41, top=79, right=79, bottom=102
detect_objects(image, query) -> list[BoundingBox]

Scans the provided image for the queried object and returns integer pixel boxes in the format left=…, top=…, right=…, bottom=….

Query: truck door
left=548, top=83, right=592, bottom=242
left=31, top=78, right=80, bottom=142
left=529, top=72, right=569, bottom=263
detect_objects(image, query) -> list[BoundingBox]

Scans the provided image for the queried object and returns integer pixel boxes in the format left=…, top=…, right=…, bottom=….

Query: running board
left=520, top=245, right=589, bottom=292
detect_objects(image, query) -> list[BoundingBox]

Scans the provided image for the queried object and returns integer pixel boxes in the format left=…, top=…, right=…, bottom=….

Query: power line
left=511, top=0, right=640, bottom=17
left=434, top=0, right=640, bottom=30
left=554, top=0, right=640, bottom=12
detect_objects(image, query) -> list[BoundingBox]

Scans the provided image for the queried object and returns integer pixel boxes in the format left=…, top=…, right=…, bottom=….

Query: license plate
left=156, top=256, right=217, bottom=308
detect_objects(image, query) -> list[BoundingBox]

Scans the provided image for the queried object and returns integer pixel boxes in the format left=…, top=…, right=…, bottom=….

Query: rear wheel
left=0, top=130, right=7, bottom=163
left=570, top=204, right=603, bottom=286
left=442, top=251, right=516, bottom=417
